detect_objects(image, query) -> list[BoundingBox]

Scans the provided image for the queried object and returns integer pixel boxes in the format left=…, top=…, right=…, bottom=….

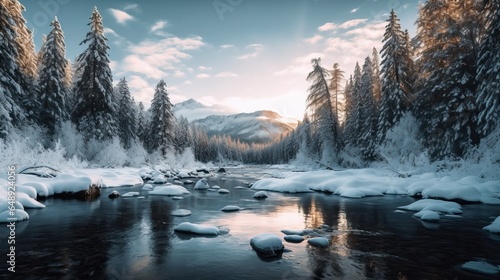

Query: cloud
left=351, top=7, right=360, bottom=13
left=304, top=35, right=323, bottom=44
left=198, top=66, right=212, bottom=71
left=275, top=52, right=325, bottom=76
left=339, top=18, right=368, bottom=29
left=215, top=71, right=238, bottom=78
left=238, top=43, right=264, bottom=60
left=318, top=22, right=337, bottom=32
left=151, top=20, right=168, bottom=33
left=183, top=80, right=192, bottom=85
left=174, top=70, right=186, bottom=77
left=108, top=8, right=134, bottom=24
left=123, top=3, right=140, bottom=12
left=196, top=73, right=211, bottom=79
left=220, top=44, right=235, bottom=49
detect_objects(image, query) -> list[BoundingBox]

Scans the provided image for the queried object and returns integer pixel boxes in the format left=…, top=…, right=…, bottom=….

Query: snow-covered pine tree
left=38, top=17, right=70, bottom=135
left=414, top=1, right=483, bottom=159
left=329, top=63, right=344, bottom=126
left=477, top=0, right=500, bottom=138
left=116, top=77, right=137, bottom=148
left=136, top=102, right=148, bottom=145
left=344, top=63, right=362, bottom=145
left=174, top=115, right=192, bottom=153
left=371, top=47, right=382, bottom=105
left=8, top=0, right=40, bottom=122
left=306, top=58, right=342, bottom=161
left=148, top=80, right=175, bottom=156
left=377, top=10, right=412, bottom=143
left=71, top=7, right=117, bottom=141
left=358, top=57, right=377, bottom=161
left=0, top=0, right=26, bottom=137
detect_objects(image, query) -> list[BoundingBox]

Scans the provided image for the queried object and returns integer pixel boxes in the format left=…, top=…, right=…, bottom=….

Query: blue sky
left=21, top=0, right=419, bottom=120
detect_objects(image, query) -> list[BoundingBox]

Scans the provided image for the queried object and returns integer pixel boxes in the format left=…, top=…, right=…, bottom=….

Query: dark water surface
left=2, top=167, right=500, bottom=280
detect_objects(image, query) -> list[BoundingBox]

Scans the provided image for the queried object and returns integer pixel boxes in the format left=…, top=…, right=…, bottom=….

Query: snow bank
left=251, top=169, right=500, bottom=203
left=250, top=234, right=284, bottom=257
left=483, top=217, right=500, bottom=234
left=0, top=209, right=29, bottom=223
left=251, top=178, right=312, bottom=193
left=149, top=185, right=190, bottom=196
left=398, top=199, right=462, bottom=214
left=174, top=222, right=220, bottom=235
left=76, top=168, right=143, bottom=187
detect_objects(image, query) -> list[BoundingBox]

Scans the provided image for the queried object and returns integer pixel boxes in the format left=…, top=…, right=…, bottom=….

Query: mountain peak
left=174, top=98, right=207, bottom=110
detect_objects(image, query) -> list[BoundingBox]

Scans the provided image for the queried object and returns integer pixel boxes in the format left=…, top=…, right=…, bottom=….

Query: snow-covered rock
left=253, top=191, right=268, bottom=199
left=398, top=199, right=462, bottom=214
left=211, top=185, right=221, bottom=189
left=218, top=189, right=230, bottom=194
left=172, top=196, right=184, bottom=200
left=194, top=178, right=209, bottom=190
left=153, top=175, right=168, bottom=184
left=250, top=233, right=284, bottom=257
left=221, top=205, right=241, bottom=212
left=108, top=191, right=120, bottom=199
left=414, top=210, right=440, bottom=222
left=171, top=209, right=192, bottom=217
left=16, top=193, right=45, bottom=209
left=174, top=222, right=220, bottom=235
left=142, top=184, right=154, bottom=191
left=149, top=185, right=190, bottom=196
left=308, top=237, right=329, bottom=247
left=483, top=216, right=500, bottom=234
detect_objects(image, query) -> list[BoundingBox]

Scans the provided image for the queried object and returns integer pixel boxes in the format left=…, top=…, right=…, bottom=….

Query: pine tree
left=358, top=57, right=377, bottom=160
left=136, top=102, right=148, bottom=145
left=148, top=80, right=175, bottom=156
left=8, top=0, right=40, bottom=122
left=116, top=77, right=137, bottom=148
left=72, top=7, right=117, bottom=141
left=38, top=17, right=69, bottom=135
left=414, top=1, right=483, bottom=159
left=306, top=58, right=342, bottom=161
left=344, top=63, right=362, bottom=145
left=378, top=10, right=413, bottom=142
left=477, top=0, right=500, bottom=137
left=371, top=47, right=382, bottom=105
left=0, top=0, right=26, bottom=137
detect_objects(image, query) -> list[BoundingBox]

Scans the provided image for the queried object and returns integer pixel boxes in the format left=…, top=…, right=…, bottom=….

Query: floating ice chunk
left=218, top=189, right=230, bottom=194
left=398, top=199, right=462, bottom=214
left=194, top=178, right=209, bottom=190
left=284, top=235, right=304, bottom=243
left=281, top=229, right=303, bottom=235
left=0, top=209, right=29, bottom=223
left=122, top=192, right=140, bottom=197
left=483, top=217, right=500, bottom=234
left=253, top=191, right=268, bottom=199
left=461, top=261, right=500, bottom=275
left=221, top=205, right=241, bottom=212
left=174, top=222, right=220, bottom=235
left=414, top=210, right=440, bottom=222
left=308, top=237, right=329, bottom=247
left=172, top=196, right=184, bottom=200
left=142, top=184, right=154, bottom=191
left=149, top=185, right=190, bottom=196
left=17, top=193, right=45, bottom=208
left=171, top=209, right=192, bottom=217
left=250, top=233, right=284, bottom=257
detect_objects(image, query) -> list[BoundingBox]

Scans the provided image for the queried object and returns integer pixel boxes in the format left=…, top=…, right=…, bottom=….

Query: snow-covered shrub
left=376, top=112, right=429, bottom=172
left=56, top=121, right=85, bottom=160
left=126, top=139, right=148, bottom=167
left=339, top=144, right=364, bottom=168
left=460, top=127, right=500, bottom=180
left=86, top=137, right=128, bottom=167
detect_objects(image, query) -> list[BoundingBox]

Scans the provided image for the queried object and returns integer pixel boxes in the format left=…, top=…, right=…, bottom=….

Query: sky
left=21, top=0, right=419, bottom=120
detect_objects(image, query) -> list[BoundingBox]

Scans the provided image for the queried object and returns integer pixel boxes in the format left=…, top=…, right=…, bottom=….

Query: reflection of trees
left=148, top=199, right=172, bottom=265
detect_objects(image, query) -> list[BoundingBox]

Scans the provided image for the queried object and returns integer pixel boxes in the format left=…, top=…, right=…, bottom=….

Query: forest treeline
left=0, top=1, right=499, bottom=169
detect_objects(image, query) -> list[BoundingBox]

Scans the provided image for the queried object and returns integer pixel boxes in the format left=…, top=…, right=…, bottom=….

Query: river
left=2, top=166, right=499, bottom=280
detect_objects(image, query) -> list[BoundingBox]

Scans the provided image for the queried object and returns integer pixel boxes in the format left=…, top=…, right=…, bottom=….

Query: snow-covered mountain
left=173, top=98, right=235, bottom=122
left=193, top=110, right=297, bottom=144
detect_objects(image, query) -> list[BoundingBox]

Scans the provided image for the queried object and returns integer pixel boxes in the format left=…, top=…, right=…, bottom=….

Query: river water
left=2, top=167, right=500, bottom=280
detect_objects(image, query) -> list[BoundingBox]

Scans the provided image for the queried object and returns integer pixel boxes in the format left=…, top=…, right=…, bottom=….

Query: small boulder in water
left=250, top=233, right=284, bottom=258
left=194, top=178, right=209, bottom=190
left=108, top=191, right=120, bottom=199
